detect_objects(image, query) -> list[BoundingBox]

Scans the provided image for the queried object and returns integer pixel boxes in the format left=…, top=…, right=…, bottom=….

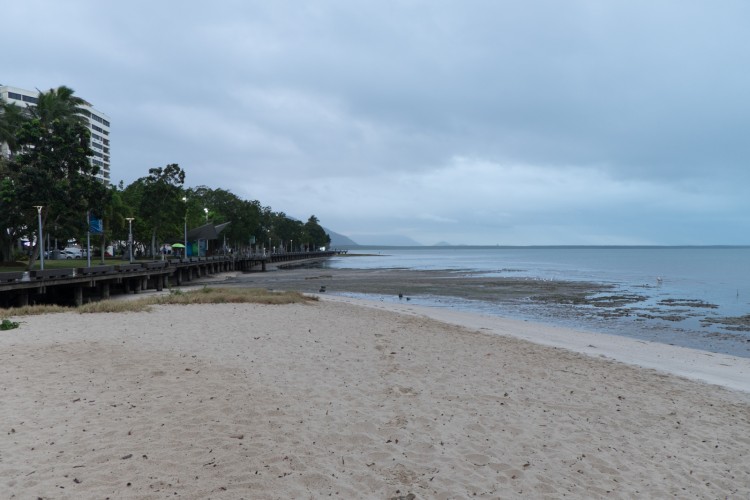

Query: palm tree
left=0, top=100, right=27, bottom=155
left=31, top=85, right=88, bottom=126
left=1, top=85, right=87, bottom=157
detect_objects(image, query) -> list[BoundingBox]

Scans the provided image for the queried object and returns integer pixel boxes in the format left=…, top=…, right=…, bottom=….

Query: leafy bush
left=1, top=318, right=20, bottom=330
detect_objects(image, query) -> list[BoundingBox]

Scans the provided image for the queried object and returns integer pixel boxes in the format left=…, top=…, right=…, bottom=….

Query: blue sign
left=89, top=216, right=104, bottom=234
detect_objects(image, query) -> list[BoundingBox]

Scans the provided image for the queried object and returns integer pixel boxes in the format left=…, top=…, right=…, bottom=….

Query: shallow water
left=325, top=246, right=750, bottom=357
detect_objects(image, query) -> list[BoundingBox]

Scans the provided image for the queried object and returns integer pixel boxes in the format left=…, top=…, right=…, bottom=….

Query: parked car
left=61, top=248, right=82, bottom=259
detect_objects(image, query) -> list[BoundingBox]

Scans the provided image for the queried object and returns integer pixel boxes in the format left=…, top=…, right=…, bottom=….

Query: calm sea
left=324, top=246, right=750, bottom=357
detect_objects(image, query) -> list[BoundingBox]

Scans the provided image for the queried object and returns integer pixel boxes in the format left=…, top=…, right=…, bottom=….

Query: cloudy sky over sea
left=3, top=1, right=748, bottom=245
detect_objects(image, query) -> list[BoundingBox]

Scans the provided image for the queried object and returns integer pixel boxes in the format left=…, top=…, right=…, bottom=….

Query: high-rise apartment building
left=0, top=85, right=111, bottom=184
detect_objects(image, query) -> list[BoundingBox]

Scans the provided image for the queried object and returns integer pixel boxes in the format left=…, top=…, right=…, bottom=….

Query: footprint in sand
left=465, top=453, right=491, bottom=466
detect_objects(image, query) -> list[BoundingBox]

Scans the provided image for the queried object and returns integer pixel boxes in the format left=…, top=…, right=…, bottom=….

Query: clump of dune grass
left=151, top=286, right=317, bottom=306
left=3, top=304, right=70, bottom=317
left=3, top=287, right=317, bottom=318
left=78, top=300, right=154, bottom=314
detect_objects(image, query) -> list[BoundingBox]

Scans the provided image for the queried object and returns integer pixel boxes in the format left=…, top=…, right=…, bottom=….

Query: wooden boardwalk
left=0, top=251, right=337, bottom=308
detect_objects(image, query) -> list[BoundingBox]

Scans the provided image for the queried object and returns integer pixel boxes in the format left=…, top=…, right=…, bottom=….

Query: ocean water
left=324, top=246, right=750, bottom=357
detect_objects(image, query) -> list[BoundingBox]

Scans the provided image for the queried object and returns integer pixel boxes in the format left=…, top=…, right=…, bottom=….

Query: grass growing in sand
left=4, top=287, right=316, bottom=318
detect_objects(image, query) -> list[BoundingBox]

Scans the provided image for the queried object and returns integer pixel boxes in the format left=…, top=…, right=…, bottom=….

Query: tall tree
left=186, top=186, right=263, bottom=251
left=10, top=118, right=103, bottom=267
left=31, top=85, right=87, bottom=127
left=100, top=184, right=129, bottom=258
left=304, top=215, right=331, bottom=249
left=0, top=100, right=27, bottom=156
left=1, top=100, right=29, bottom=260
left=137, top=163, right=186, bottom=257
left=0, top=158, right=26, bottom=261
left=270, top=212, right=304, bottom=251
left=7, top=86, right=103, bottom=268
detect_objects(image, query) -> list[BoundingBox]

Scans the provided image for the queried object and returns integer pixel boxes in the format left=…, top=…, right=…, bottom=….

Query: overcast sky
left=3, top=1, right=749, bottom=245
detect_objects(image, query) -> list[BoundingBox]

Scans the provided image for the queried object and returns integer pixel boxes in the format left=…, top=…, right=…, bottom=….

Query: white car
left=61, top=249, right=82, bottom=259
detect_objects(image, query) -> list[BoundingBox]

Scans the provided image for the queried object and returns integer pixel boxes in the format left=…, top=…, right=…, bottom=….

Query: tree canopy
left=1, top=86, right=105, bottom=267
left=1, top=85, right=332, bottom=263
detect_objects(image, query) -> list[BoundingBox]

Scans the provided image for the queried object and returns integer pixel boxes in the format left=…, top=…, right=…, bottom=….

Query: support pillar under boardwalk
left=74, top=286, right=83, bottom=306
left=100, top=282, right=110, bottom=300
left=156, top=275, right=163, bottom=291
left=16, top=292, right=28, bottom=307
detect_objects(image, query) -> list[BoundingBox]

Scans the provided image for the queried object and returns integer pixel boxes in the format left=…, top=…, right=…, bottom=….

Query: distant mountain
left=322, top=228, right=425, bottom=247
left=324, top=227, right=359, bottom=247
left=349, top=234, right=424, bottom=246
left=433, top=241, right=452, bottom=246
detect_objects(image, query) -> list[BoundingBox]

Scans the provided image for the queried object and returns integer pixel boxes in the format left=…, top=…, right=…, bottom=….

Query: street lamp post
left=125, top=217, right=134, bottom=264
left=34, top=206, right=44, bottom=270
left=182, top=197, right=188, bottom=259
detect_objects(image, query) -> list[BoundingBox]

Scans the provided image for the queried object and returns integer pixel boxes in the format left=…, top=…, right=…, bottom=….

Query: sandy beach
left=2, top=292, right=749, bottom=498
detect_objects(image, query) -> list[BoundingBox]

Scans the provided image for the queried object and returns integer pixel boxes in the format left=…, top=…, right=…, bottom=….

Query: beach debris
left=121, top=454, right=133, bottom=460
left=229, top=433, right=244, bottom=440
left=319, top=285, right=326, bottom=292
left=466, top=454, right=491, bottom=466
left=390, top=493, right=415, bottom=500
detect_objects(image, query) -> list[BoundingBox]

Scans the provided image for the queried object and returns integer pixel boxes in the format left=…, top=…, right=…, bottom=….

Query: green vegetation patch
left=1, top=318, right=20, bottom=330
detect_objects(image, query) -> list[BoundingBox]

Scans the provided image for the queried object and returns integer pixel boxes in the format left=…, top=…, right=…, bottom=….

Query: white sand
left=2, top=299, right=749, bottom=498
left=323, top=295, right=750, bottom=394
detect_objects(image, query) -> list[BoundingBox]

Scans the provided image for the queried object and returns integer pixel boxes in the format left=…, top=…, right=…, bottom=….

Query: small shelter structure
left=185, top=221, right=231, bottom=257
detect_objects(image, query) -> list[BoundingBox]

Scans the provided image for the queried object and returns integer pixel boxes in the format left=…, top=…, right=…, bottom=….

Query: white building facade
left=0, top=85, right=111, bottom=184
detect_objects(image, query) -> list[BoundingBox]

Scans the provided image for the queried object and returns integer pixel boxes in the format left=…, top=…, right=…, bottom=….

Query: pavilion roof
left=186, top=221, right=231, bottom=241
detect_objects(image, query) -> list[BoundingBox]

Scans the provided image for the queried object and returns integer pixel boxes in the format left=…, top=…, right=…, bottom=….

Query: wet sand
left=222, top=266, right=750, bottom=357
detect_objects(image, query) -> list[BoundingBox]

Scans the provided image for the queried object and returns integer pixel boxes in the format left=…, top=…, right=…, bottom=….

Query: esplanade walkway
left=0, top=250, right=340, bottom=308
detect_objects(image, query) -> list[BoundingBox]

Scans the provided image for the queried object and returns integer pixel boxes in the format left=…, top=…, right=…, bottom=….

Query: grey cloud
left=3, top=0, right=749, bottom=244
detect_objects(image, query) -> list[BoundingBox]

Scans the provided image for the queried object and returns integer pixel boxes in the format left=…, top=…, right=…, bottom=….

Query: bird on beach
left=398, top=292, right=403, bottom=299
